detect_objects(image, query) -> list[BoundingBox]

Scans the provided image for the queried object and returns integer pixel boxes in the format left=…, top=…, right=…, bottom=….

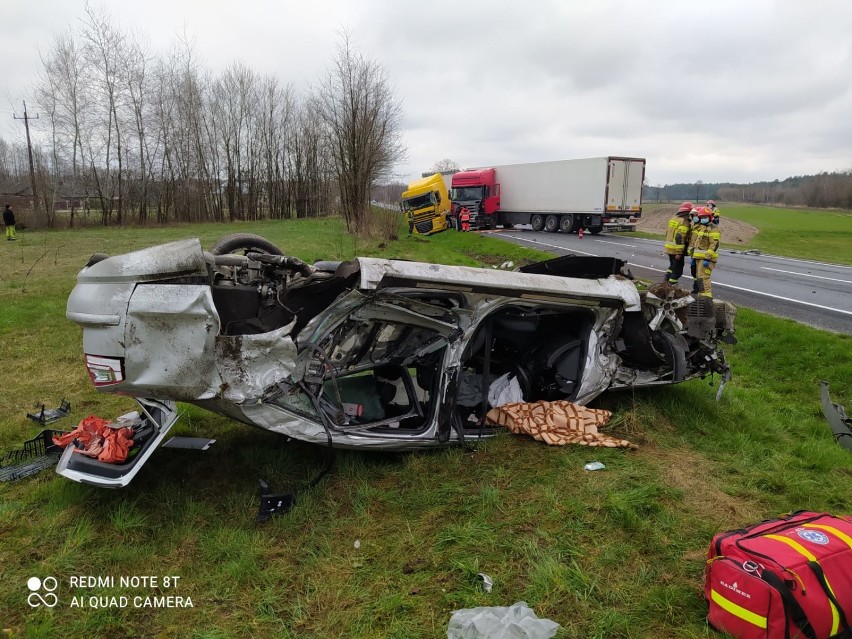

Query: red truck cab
left=449, top=168, right=501, bottom=229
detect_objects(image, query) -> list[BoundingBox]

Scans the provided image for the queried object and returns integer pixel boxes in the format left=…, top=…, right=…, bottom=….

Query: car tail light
left=85, top=354, right=125, bottom=386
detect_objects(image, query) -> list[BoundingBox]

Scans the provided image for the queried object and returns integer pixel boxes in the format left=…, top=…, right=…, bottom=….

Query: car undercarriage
left=59, top=233, right=735, bottom=487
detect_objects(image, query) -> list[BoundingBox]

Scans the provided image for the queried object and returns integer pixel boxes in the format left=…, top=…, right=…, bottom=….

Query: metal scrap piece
left=256, top=479, right=295, bottom=522
left=161, top=437, right=216, bottom=450
left=26, top=399, right=71, bottom=426
left=820, top=381, right=852, bottom=451
left=0, top=430, right=67, bottom=482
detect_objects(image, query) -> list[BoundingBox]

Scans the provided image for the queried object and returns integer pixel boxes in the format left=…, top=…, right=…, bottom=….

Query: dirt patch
left=644, top=447, right=763, bottom=527
left=638, top=204, right=758, bottom=245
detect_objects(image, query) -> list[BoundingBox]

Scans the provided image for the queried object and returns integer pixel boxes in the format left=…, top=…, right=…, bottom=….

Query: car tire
left=559, top=215, right=573, bottom=234
left=531, top=215, right=544, bottom=231
left=210, top=233, right=284, bottom=256
left=589, top=224, right=604, bottom=235
left=544, top=215, right=559, bottom=233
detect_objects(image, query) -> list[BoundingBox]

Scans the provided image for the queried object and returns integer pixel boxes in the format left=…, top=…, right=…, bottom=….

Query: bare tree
left=40, top=30, right=90, bottom=226
left=314, top=32, right=405, bottom=233
left=122, top=29, right=152, bottom=222
left=81, top=3, right=127, bottom=224
left=429, top=158, right=460, bottom=174
left=289, top=100, right=332, bottom=219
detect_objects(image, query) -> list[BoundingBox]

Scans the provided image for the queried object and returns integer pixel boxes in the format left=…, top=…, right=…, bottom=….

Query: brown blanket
left=485, top=400, right=636, bottom=449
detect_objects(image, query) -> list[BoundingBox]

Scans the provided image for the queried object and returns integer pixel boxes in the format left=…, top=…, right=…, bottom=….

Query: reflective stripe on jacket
left=691, top=225, right=721, bottom=261
left=664, top=215, right=690, bottom=255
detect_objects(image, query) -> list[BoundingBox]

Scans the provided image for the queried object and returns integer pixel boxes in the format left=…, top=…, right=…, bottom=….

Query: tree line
left=644, top=171, right=852, bottom=210
left=0, top=6, right=404, bottom=233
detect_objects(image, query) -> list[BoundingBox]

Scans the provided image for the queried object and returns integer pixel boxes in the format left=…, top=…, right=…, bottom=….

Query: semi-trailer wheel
left=559, top=215, right=574, bottom=233
left=531, top=215, right=544, bottom=231
left=502, top=222, right=515, bottom=229
left=544, top=215, right=559, bottom=233
left=589, top=224, right=604, bottom=235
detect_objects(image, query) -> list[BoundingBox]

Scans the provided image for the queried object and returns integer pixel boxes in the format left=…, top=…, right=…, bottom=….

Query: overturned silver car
left=61, top=233, right=735, bottom=487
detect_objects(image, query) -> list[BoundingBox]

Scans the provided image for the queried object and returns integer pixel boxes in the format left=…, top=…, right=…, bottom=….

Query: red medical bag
left=705, top=511, right=852, bottom=639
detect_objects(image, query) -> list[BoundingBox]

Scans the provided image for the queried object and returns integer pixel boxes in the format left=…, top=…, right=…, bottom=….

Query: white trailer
left=489, top=157, right=644, bottom=234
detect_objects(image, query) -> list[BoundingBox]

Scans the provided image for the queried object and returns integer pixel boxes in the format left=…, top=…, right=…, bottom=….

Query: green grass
left=717, top=204, right=852, bottom=265
left=641, top=202, right=852, bottom=265
left=0, top=214, right=850, bottom=638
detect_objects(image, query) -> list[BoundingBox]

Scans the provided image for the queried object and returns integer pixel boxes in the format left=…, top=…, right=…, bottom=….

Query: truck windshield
left=402, top=193, right=434, bottom=211
left=450, top=187, right=484, bottom=201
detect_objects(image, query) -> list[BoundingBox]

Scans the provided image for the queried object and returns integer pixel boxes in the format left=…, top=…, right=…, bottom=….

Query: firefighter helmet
left=677, top=201, right=694, bottom=214
left=706, top=200, right=717, bottom=208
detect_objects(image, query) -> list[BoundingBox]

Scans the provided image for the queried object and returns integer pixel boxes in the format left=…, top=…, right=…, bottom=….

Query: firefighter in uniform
left=706, top=200, right=720, bottom=225
left=688, top=207, right=721, bottom=297
left=663, top=201, right=693, bottom=285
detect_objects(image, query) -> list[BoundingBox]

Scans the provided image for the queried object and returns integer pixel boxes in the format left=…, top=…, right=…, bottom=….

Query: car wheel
left=559, top=215, right=573, bottom=234
left=531, top=215, right=544, bottom=231
left=544, top=215, right=559, bottom=233
left=589, top=225, right=604, bottom=235
left=210, top=233, right=284, bottom=256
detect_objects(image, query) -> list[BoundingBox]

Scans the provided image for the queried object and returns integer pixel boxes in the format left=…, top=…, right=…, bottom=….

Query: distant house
left=0, top=180, right=89, bottom=210
left=0, top=181, right=34, bottom=213
left=52, top=181, right=89, bottom=210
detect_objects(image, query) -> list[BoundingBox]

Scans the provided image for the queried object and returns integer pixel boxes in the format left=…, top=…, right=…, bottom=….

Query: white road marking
left=503, top=235, right=599, bottom=256
left=501, top=233, right=852, bottom=316
left=761, top=267, right=852, bottom=285
left=594, top=239, right=637, bottom=247
left=617, top=235, right=852, bottom=270
left=713, top=283, right=852, bottom=316
left=751, top=253, right=852, bottom=270
left=628, top=263, right=852, bottom=316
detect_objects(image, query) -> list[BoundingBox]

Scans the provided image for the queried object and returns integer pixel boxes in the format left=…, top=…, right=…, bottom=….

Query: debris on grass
left=447, top=601, right=560, bottom=639
left=476, top=572, right=493, bottom=593
left=161, top=437, right=216, bottom=450
left=0, top=429, right=67, bottom=482
left=256, top=478, right=295, bottom=523
left=820, top=380, right=852, bottom=451
left=26, top=399, right=71, bottom=426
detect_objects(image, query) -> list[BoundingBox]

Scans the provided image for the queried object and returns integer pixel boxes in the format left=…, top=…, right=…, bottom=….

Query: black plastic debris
left=820, top=381, right=852, bottom=452
left=161, top=437, right=216, bottom=450
left=256, top=479, right=295, bottom=523
left=26, top=399, right=71, bottom=426
left=0, top=430, right=67, bottom=482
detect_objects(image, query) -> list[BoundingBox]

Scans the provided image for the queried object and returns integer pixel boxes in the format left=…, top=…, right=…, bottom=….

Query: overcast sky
left=1, top=0, right=851, bottom=186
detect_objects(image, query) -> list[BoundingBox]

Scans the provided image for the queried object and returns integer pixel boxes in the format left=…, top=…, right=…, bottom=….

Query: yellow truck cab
left=401, top=173, right=450, bottom=235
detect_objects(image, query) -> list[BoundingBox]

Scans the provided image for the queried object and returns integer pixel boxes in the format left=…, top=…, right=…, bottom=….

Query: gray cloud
left=1, top=0, right=850, bottom=185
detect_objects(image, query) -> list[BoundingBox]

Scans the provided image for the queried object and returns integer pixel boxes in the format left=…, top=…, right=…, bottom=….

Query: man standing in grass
left=3, top=204, right=15, bottom=241
left=663, top=202, right=693, bottom=285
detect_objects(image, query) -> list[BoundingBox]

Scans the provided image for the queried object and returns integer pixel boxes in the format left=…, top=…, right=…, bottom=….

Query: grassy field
left=1, top=216, right=850, bottom=638
left=717, top=204, right=852, bottom=265
left=639, top=203, right=852, bottom=265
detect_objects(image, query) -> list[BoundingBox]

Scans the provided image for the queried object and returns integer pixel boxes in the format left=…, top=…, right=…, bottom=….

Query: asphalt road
left=487, top=227, right=852, bottom=335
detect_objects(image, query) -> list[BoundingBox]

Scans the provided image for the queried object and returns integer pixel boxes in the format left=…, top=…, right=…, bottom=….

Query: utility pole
left=14, top=100, right=39, bottom=216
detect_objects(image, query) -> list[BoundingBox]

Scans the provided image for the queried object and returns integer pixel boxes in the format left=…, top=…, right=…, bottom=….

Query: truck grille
left=414, top=220, right=433, bottom=234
